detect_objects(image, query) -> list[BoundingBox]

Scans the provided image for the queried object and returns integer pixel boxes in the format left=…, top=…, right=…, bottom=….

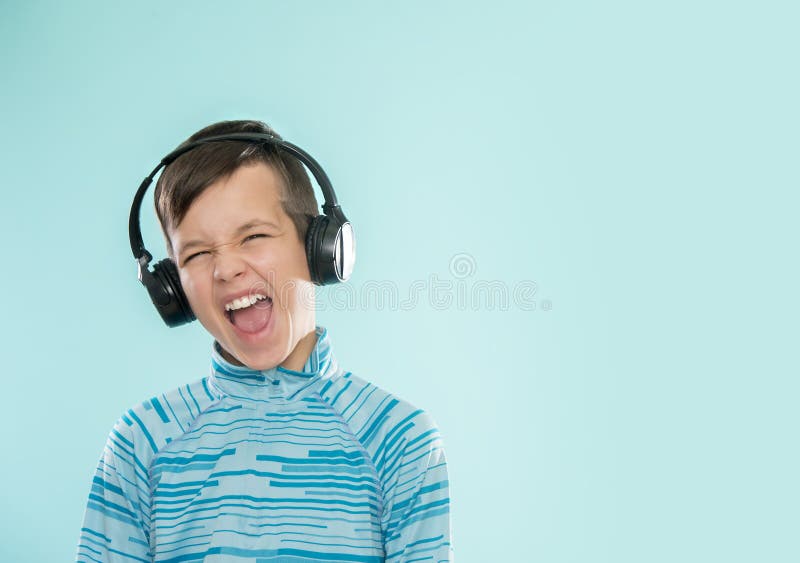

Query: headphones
left=128, top=132, right=356, bottom=327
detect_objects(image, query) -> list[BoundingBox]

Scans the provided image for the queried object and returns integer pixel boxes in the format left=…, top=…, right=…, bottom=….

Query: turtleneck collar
left=207, top=325, right=337, bottom=403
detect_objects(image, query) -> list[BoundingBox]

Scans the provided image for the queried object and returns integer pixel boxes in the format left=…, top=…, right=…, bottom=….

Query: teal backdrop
left=1, top=1, right=797, bottom=561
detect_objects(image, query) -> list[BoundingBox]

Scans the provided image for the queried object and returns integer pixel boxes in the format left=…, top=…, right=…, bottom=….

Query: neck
left=280, top=329, right=319, bottom=372
left=219, top=328, right=319, bottom=372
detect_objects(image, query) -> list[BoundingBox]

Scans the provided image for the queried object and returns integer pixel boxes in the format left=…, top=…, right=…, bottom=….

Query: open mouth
left=225, top=294, right=273, bottom=334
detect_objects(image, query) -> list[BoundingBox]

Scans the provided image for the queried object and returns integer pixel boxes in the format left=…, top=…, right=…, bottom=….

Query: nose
left=213, top=248, right=247, bottom=283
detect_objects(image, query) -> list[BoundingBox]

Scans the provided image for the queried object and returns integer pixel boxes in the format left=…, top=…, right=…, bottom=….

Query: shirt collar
left=207, top=325, right=337, bottom=403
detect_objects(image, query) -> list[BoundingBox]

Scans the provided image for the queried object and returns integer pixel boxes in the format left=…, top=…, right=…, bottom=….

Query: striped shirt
left=76, top=325, right=453, bottom=562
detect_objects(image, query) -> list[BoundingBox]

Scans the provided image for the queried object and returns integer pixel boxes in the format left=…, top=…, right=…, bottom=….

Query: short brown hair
left=154, top=119, right=319, bottom=258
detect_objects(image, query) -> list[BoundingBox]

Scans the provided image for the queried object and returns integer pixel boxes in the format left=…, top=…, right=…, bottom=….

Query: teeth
left=224, top=293, right=269, bottom=311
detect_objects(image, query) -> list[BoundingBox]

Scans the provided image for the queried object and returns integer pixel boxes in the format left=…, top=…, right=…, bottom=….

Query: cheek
left=178, top=271, right=208, bottom=311
left=279, top=279, right=316, bottom=316
left=264, top=273, right=310, bottom=314
left=252, top=249, right=308, bottom=285
left=178, top=271, right=192, bottom=296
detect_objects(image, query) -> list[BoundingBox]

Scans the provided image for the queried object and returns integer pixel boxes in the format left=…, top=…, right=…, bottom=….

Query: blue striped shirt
left=76, top=325, right=453, bottom=562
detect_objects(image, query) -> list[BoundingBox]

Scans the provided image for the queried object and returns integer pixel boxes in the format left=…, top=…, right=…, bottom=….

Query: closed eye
left=182, top=234, right=269, bottom=265
left=184, top=250, right=208, bottom=264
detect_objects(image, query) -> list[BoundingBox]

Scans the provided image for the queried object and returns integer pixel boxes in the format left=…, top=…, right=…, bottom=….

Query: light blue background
left=1, top=1, right=797, bottom=561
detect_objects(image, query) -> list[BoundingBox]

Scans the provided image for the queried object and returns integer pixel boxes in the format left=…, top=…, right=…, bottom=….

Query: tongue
left=230, top=300, right=272, bottom=333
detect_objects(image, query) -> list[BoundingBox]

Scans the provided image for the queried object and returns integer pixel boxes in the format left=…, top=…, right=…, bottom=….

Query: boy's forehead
left=179, top=215, right=280, bottom=234
left=167, top=163, right=288, bottom=252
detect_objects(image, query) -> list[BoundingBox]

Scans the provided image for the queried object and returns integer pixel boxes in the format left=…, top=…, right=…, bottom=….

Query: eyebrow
left=177, top=219, right=280, bottom=256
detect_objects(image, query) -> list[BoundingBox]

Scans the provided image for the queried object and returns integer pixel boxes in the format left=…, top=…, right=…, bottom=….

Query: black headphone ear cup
left=152, top=258, right=196, bottom=326
left=305, top=215, right=327, bottom=285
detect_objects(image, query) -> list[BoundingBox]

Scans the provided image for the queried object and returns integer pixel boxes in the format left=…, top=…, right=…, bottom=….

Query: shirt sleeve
left=76, top=420, right=153, bottom=563
left=382, top=414, right=455, bottom=562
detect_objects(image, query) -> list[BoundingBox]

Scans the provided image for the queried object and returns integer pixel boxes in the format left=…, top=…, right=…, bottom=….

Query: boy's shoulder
left=319, top=370, right=445, bottom=457
left=107, top=376, right=219, bottom=458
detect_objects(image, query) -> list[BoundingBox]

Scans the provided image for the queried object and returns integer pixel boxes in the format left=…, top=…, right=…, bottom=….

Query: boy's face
left=167, top=162, right=315, bottom=371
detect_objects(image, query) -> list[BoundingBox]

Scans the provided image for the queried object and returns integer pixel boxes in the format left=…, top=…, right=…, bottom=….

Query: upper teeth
left=225, top=294, right=268, bottom=311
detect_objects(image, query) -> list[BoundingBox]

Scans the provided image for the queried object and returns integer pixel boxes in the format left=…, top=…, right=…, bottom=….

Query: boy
left=76, top=120, right=454, bottom=562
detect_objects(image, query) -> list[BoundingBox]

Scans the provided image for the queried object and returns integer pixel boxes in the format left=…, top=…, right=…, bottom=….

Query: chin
left=204, top=311, right=286, bottom=369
